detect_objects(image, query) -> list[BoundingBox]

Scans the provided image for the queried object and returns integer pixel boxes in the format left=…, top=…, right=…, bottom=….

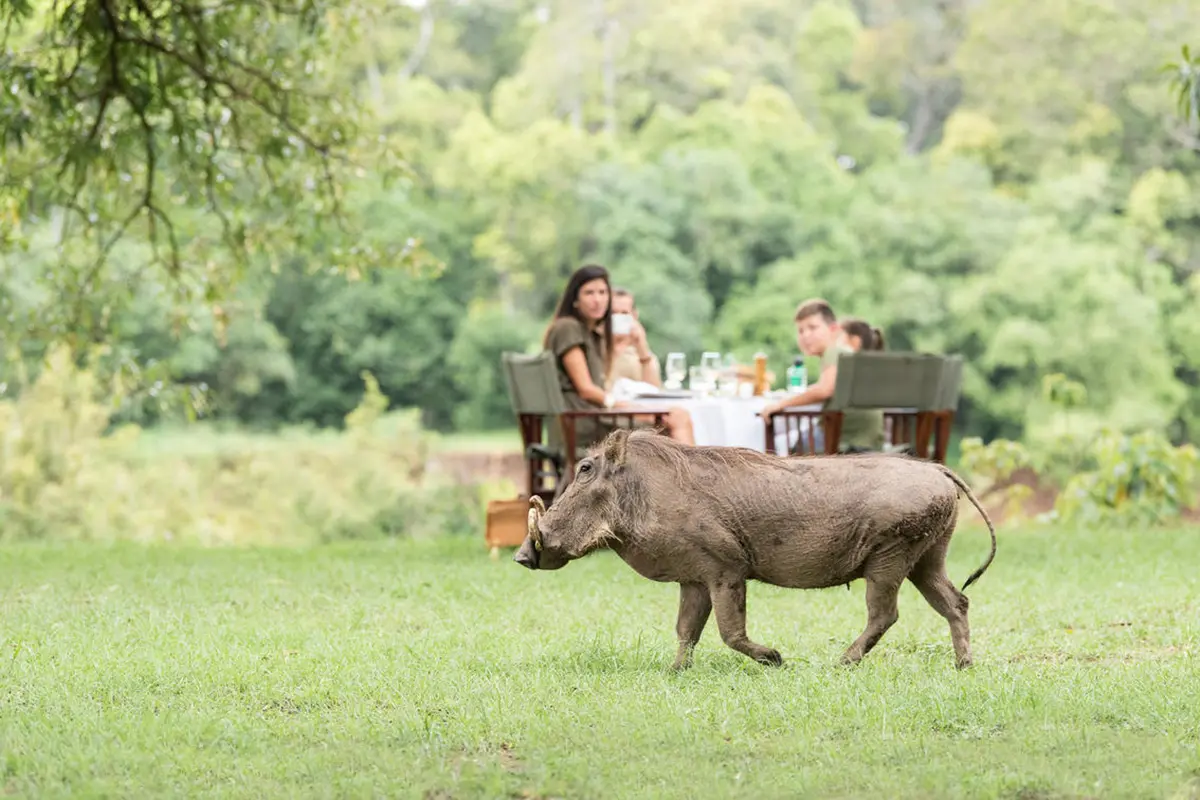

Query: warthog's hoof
left=754, top=648, right=783, bottom=667
left=955, top=656, right=973, bottom=670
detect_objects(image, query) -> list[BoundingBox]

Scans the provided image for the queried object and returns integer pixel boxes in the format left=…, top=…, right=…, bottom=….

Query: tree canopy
left=3, top=0, right=1199, bottom=446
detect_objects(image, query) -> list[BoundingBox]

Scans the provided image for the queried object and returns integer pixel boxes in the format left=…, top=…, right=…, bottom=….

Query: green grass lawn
left=2, top=525, right=1199, bottom=799
left=432, top=429, right=523, bottom=454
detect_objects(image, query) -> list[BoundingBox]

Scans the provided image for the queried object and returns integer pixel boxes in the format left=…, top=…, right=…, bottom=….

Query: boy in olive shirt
left=761, top=298, right=884, bottom=453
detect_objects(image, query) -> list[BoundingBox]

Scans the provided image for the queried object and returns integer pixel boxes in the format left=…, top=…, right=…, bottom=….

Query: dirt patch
left=974, top=467, right=1059, bottom=525
left=497, top=743, right=524, bottom=773
left=1009, top=645, right=1188, bottom=664
left=426, top=451, right=526, bottom=487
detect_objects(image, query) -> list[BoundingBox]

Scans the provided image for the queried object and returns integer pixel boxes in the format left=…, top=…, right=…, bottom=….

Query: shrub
left=0, top=349, right=480, bottom=543
left=1054, top=429, right=1198, bottom=527
left=957, top=374, right=1198, bottom=526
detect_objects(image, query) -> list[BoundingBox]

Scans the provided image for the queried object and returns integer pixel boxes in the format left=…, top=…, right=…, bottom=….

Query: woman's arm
left=629, top=320, right=661, bottom=387
left=639, top=354, right=661, bottom=387
left=562, top=347, right=609, bottom=406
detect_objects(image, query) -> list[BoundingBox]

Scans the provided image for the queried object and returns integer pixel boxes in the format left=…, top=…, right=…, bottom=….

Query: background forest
left=2, top=0, right=1200, bottom=539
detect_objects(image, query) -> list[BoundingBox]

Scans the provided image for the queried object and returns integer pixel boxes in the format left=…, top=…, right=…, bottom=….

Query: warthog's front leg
left=671, top=582, right=712, bottom=670
left=709, top=579, right=782, bottom=667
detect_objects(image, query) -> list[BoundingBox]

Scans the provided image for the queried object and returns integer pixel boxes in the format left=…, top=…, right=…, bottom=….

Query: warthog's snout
left=514, top=537, right=539, bottom=569
left=513, top=496, right=546, bottom=569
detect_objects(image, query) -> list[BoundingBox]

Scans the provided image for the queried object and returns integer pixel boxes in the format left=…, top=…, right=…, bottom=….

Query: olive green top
left=545, top=316, right=607, bottom=411
left=822, top=343, right=885, bottom=451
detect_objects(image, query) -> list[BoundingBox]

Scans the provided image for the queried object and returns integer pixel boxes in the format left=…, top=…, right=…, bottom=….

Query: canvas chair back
left=500, top=351, right=568, bottom=416
left=826, top=352, right=944, bottom=411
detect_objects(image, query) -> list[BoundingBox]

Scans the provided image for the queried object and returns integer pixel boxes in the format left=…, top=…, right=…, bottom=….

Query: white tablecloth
left=628, top=395, right=821, bottom=453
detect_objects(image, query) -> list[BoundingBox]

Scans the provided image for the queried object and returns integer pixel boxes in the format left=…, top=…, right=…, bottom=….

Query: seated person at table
left=605, top=287, right=661, bottom=389
left=544, top=265, right=694, bottom=448
left=761, top=299, right=884, bottom=454
left=838, top=317, right=885, bottom=352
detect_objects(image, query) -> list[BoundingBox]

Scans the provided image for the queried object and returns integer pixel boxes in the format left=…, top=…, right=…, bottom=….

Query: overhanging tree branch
left=1, top=0, right=383, bottom=287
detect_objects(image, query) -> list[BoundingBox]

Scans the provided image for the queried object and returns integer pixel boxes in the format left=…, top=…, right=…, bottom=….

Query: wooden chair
left=764, top=352, right=945, bottom=460
left=500, top=351, right=673, bottom=504
left=928, top=355, right=963, bottom=464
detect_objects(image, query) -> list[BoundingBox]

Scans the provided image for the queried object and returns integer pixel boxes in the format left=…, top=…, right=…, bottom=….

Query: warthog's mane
left=620, top=429, right=795, bottom=475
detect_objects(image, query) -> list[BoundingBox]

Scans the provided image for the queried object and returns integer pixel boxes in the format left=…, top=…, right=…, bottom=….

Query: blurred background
left=2, top=0, right=1198, bottom=543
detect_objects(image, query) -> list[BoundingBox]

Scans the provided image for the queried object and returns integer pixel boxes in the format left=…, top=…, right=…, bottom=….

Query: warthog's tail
left=937, top=465, right=997, bottom=592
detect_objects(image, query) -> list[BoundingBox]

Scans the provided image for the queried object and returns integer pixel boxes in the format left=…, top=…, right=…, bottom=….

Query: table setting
left=611, top=351, right=820, bottom=453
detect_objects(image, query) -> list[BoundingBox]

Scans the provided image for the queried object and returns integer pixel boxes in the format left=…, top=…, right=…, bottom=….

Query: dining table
left=625, top=391, right=820, bottom=454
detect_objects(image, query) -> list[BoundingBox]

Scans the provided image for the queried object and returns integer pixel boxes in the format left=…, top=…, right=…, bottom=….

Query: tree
left=0, top=0, right=411, bottom=352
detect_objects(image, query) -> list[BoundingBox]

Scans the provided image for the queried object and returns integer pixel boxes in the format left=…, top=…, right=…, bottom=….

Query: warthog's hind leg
left=709, top=579, right=782, bottom=667
left=671, top=582, right=712, bottom=670
left=841, top=576, right=901, bottom=665
left=908, top=542, right=973, bottom=668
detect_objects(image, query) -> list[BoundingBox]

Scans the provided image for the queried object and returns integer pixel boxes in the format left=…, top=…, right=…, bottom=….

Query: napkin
left=611, top=377, right=661, bottom=399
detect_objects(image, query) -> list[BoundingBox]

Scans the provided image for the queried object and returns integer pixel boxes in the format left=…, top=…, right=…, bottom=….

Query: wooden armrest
left=561, top=407, right=677, bottom=418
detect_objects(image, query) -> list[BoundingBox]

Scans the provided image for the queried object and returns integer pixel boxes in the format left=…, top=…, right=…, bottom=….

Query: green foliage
left=958, top=373, right=1198, bottom=525
left=1165, top=44, right=1200, bottom=123
left=0, top=0, right=414, bottom=314
left=959, top=436, right=1034, bottom=485
left=1055, top=429, right=1199, bottom=527
left=0, top=351, right=476, bottom=542
left=3, top=0, right=1199, bottom=452
left=447, top=302, right=542, bottom=431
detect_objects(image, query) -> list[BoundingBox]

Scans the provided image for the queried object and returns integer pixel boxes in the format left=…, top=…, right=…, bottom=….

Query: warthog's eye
left=579, top=461, right=592, bottom=474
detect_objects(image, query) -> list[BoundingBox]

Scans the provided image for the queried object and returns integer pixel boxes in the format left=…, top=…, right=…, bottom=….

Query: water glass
left=718, top=353, right=738, bottom=395
left=665, top=352, right=686, bottom=389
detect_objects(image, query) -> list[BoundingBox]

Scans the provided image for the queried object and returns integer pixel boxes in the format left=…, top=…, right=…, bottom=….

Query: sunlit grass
left=2, top=525, right=1199, bottom=798
left=432, top=429, right=523, bottom=454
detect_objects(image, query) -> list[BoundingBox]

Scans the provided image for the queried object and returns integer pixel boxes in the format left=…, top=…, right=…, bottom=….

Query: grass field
left=432, top=429, right=523, bottom=454
left=3, top=525, right=1199, bottom=799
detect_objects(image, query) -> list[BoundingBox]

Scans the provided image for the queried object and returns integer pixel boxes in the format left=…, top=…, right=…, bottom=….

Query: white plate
left=633, top=391, right=694, bottom=400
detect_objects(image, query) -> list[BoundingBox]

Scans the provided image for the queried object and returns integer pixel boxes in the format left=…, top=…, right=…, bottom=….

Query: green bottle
left=786, top=356, right=807, bottom=393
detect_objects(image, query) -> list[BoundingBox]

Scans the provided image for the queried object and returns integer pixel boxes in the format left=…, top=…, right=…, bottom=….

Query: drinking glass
left=700, top=351, right=721, bottom=388
left=688, top=365, right=707, bottom=395
left=665, top=352, right=686, bottom=389
left=718, top=353, right=738, bottom=396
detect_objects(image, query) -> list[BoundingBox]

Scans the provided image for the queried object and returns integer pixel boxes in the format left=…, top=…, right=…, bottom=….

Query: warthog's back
left=628, top=444, right=962, bottom=590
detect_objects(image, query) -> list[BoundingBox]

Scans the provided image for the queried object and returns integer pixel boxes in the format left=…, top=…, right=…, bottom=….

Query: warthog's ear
left=603, top=428, right=631, bottom=467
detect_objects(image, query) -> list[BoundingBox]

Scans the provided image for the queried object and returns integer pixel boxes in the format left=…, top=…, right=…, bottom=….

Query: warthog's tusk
left=528, top=497, right=545, bottom=552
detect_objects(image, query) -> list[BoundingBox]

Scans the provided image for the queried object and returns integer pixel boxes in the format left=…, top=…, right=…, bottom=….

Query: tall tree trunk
left=400, top=1, right=436, bottom=80
left=601, top=9, right=618, bottom=136
left=555, top=0, right=584, bottom=129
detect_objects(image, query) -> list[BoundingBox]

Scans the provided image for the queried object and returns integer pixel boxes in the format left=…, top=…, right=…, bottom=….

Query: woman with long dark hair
left=544, top=264, right=693, bottom=447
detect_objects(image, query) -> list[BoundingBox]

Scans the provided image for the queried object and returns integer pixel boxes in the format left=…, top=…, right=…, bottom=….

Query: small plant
left=958, top=436, right=1035, bottom=518
left=958, top=373, right=1198, bottom=526
left=1055, top=429, right=1198, bottom=527
left=959, top=436, right=1034, bottom=485
left=1034, top=374, right=1093, bottom=487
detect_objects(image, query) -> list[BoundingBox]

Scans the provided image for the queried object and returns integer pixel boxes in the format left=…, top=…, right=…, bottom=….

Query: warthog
left=515, top=428, right=996, bottom=670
